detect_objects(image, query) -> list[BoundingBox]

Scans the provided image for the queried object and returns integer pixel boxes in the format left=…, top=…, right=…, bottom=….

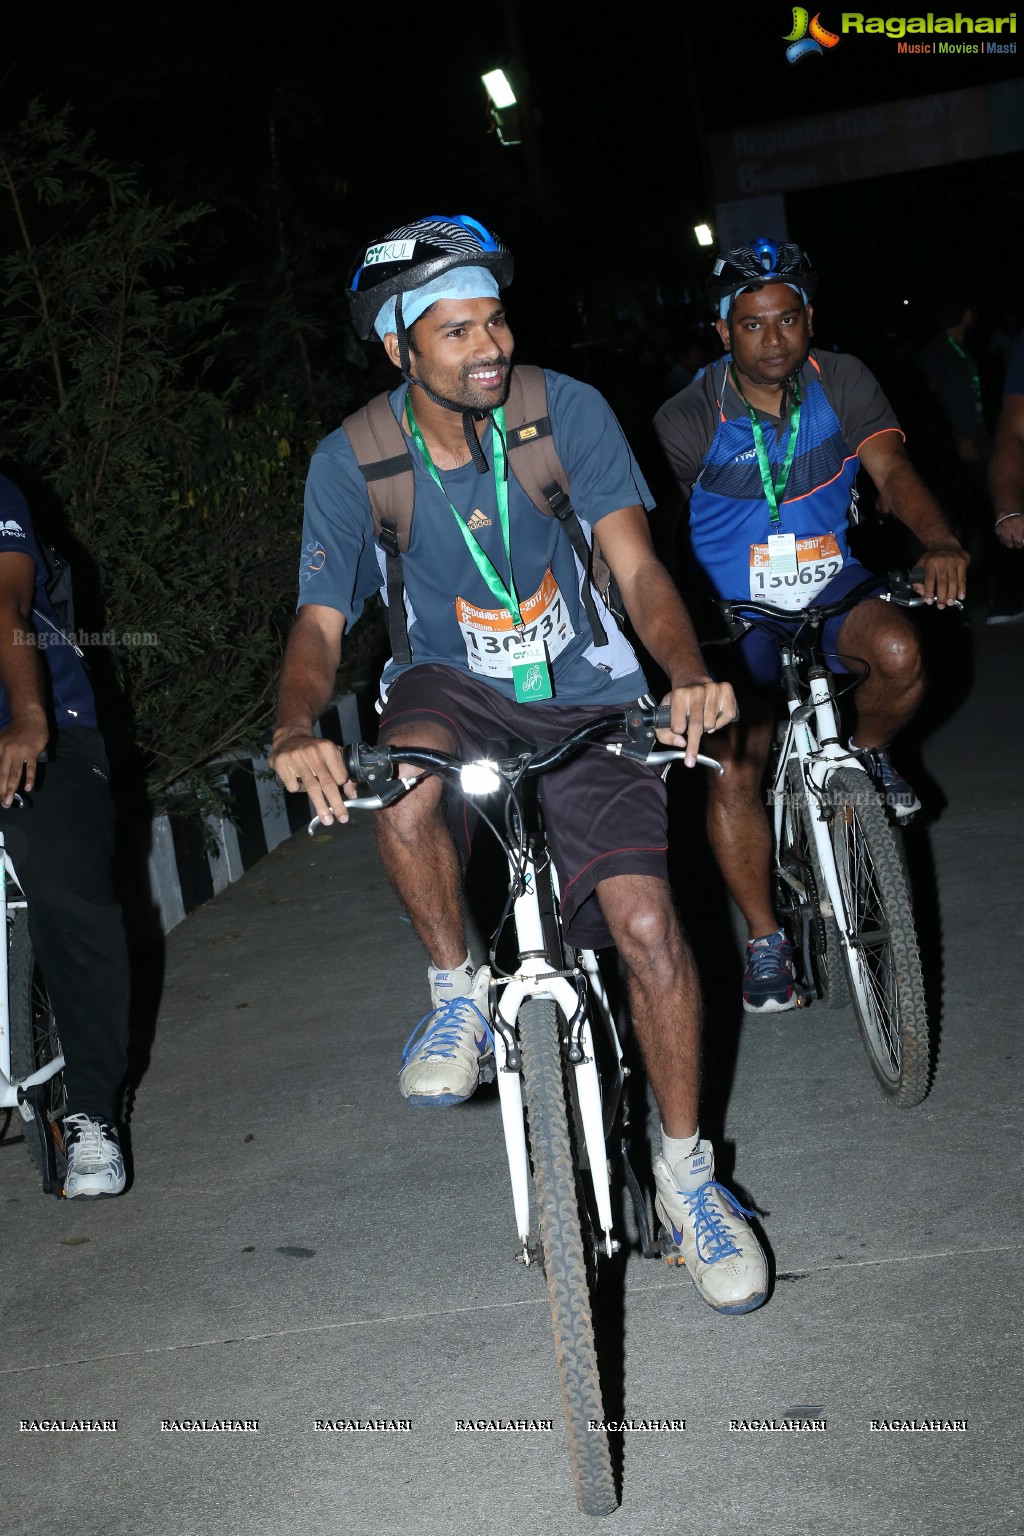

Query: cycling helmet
left=707, top=240, right=817, bottom=322
left=347, top=214, right=514, bottom=474
left=347, top=214, right=513, bottom=340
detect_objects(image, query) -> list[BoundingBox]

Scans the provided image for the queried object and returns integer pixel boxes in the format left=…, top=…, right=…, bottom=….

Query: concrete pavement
left=1, top=616, right=1022, bottom=1536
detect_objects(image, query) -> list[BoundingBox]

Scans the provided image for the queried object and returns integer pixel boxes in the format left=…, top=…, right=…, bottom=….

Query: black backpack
left=341, top=364, right=614, bottom=665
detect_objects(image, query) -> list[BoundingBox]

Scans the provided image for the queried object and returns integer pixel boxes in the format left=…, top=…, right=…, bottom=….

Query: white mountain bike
left=322, top=703, right=719, bottom=1517
left=717, top=569, right=937, bottom=1106
left=0, top=810, right=66, bottom=1191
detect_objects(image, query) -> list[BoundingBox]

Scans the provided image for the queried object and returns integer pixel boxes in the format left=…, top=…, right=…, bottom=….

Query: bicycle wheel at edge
left=518, top=996, right=618, bottom=1516
left=827, top=768, right=930, bottom=1106
left=7, top=908, right=67, bottom=1183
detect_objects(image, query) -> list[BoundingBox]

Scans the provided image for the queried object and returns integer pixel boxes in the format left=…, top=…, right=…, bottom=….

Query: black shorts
left=377, top=665, right=669, bottom=948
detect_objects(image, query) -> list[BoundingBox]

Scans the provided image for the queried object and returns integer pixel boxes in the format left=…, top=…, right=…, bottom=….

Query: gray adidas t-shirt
left=299, top=370, right=654, bottom=705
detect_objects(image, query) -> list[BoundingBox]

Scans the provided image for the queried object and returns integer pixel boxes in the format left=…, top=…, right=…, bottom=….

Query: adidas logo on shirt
left=466, top=509, right=492, bottom=531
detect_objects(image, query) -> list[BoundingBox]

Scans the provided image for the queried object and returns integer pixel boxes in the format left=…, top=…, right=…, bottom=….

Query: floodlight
left=482, top=70, right=517, bottom=109
left=694, top=224, right=714, bottom=247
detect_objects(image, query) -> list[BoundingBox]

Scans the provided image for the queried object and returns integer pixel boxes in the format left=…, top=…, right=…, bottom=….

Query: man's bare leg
left=836, top=599, right=924, bottom=748
left=705, top=701, right=777, bottom=940
left=597, top=870, right=769, bottom=1312
left=596, top=872, right=700, bottom=1138
left=374, top=723, right=466, bottom=970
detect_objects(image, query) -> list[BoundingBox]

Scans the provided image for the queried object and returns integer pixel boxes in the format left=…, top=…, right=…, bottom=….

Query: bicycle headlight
left=460, top=761, right=502, bottom=795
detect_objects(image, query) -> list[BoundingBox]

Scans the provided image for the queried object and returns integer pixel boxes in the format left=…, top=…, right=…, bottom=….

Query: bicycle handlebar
left=308, top=706, right=722, bottom=829
left=717, top=567, right=959, bottom=632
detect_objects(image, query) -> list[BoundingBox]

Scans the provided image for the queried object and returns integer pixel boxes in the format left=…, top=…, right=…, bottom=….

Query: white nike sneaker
left=653, top=1140, right=767, bottom=1314
left=399, top=965, right=493, bottom=1106
left=62, top=1114, right=126, bottom=1199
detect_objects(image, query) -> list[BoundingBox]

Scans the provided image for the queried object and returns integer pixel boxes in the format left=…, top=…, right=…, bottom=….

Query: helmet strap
left=779, top=366, right=804, bottom=417
left=395, top=291, right=491, bottom=474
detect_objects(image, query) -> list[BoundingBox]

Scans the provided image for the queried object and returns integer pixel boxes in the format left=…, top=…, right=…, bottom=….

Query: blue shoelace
left=746, top=934, right=791, bottom=980
left=400, top=998, right=494, bottom=1071
left=683, top=1181, right=758, bottom=1265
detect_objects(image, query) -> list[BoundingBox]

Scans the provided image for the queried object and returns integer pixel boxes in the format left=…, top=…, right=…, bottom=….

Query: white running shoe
left=399, top=966, right=493, bottom=1106
left=62, top=1114, right=126, bottom=1199
left=653, top=1140, right=767, bottom=1314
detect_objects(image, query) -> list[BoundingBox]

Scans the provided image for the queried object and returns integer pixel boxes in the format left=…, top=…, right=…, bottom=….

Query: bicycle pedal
left=658, top=1229, right=686, bottom=1267
left=477, top=1058, right=497, bottom=1087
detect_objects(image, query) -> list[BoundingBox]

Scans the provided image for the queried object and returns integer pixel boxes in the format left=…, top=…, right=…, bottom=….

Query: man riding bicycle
left=271, top=214, right=768, bottom=1314
left=654, top=240, right=968, bottom=1014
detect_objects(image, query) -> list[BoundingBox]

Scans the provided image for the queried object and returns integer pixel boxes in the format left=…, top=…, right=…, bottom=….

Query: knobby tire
left=518, top=997, right=618, bottom=1517
left=827, top=768, right=929, bottom=1106
left=7, top=909, right=66, bottom=1181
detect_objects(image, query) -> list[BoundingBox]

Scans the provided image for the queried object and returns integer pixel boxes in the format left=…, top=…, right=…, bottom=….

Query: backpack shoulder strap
left=341, top=394, right=415, bottom=550
left=341, top=394, right=415, bottom=664
left=503, top=365, right=569, bottom=512
left=504, top=365, right=610, bottom=647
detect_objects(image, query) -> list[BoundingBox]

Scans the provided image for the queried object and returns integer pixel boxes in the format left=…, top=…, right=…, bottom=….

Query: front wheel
left=518, top=997, right=618, bottom=1517
left=826, top=768, right=930, bottom=1106
left=7, top=909, right=67, bottom=1187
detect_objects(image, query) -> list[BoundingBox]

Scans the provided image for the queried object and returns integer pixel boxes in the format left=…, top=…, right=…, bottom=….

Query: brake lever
left=647, top=750, right=724, bottom=775
left=611, top=742, right=724, bottom=775
left=885, top=567, right=963, bottom=611
left=306, top=774, right=422, bottom=833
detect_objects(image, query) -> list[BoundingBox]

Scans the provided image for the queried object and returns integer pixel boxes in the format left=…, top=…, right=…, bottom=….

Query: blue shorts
left=710, top=561, right=884, bottom=694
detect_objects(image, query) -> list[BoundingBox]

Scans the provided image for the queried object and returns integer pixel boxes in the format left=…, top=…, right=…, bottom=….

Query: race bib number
left=748, top=533, right=844, bottom=611
left=455, top=568, right=575, bottom=679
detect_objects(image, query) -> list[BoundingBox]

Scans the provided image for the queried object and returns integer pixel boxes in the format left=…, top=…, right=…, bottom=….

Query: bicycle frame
left=0, top=827, right=64, bottom=1117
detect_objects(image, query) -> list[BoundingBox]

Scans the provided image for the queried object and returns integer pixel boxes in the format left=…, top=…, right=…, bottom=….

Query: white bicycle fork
left=492, top=846, right=617, bottom=1260
left=772, top=665, right=872, bottom=960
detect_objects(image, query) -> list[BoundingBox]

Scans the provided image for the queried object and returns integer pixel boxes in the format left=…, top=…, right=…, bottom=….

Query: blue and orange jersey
left=654, top=350, right=903, bottom=600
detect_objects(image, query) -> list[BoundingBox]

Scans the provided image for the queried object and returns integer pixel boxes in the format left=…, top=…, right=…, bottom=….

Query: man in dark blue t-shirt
left=270, top=215, right=770, bottom=1317
left=0, top=474, right=129, bottom=1198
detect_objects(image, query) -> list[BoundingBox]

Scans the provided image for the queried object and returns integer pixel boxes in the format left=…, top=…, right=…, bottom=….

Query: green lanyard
left=730, top=364, right=802, bottom=528
left=947, top=336, right=982, bottom=402
left=405, top=397, right=523, bottom=627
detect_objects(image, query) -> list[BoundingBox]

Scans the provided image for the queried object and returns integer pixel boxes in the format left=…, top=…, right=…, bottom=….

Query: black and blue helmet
left=347, top=214, right=513, bottom=340
left=707, top=240, right=817, bottom=321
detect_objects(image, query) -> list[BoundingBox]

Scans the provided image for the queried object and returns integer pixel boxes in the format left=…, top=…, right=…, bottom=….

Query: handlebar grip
left=649, top=704, right=672, bottom=731
left=886, top=567, right=924, bottom=598
left=343, top=742, right=393, bottom=785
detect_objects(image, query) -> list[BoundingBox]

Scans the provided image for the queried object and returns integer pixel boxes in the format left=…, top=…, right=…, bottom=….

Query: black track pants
left=1, top=726, right=129, bottom=1120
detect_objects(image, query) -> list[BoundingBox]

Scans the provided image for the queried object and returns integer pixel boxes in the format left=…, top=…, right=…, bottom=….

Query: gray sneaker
left=62, top=1114, right=126, bottom=1199
left=653, top=1141, right=768, bottom=1314
left=399, top=966, right=493, bottom=1106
